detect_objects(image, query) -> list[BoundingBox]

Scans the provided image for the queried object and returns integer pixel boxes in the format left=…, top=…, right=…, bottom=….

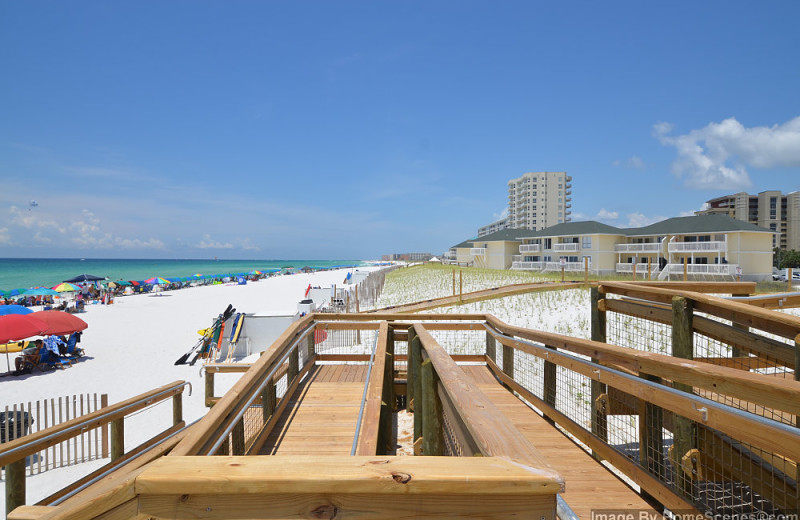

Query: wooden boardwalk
left=460, top=365, right=659, bottom=518
left=256, top=364, right=368, bottom=455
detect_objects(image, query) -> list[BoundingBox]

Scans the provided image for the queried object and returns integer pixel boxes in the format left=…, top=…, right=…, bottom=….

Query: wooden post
left=306, top=329, right=315, bottom=360
left=421, top=359, right=443, bottom=456
left=683, top=257, right=688, bottom=281
left=262, top=378, right=276, bottom=423
left=5, top=458, right=25, bottom=516
left=590, top=287, right=608, bottom=454
left=380, top=326, right=396, bottom=454
left=561, top=265, right=565, bottom=282
left=110, top=418, right=124, bottom=462
left=205, top=370, right=215, bottom=408
left=632, top=262, right=637, bottom=280
left=584, top=257, right=589, bottom=286
left=459, top=271, right=462, bottom=300
left=639, top=372, right=664, bottom=505
left=452, top=270, right=456, bottom=296
left=485, top=330, right=496, bottom=363
left=407, top=327, right=417, bottom=409
left=789, top=268, right=794, bottom=292
left=232, top=420, right=246, bottom=455
left=543, top=345, right=557, bottom=415
left=288, top=347, right=299, bottom=383
left=647, top=257, right=651, bottom=280
left=100, top=394, right=109, bottom=458
left=672, top=296, right=696, bottom=497
left=355, top=285, right=360, bottom=313
left=411, top=333, right=423, bottom=444
left=172, top=392, right=183, bottom=425
left=502, top=342, right=514, bottom=381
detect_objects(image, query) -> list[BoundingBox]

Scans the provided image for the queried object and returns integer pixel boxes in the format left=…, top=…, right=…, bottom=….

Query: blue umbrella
left=19, top=288, right=61, bottom=297
left=0, top=305, right=33, bottom=316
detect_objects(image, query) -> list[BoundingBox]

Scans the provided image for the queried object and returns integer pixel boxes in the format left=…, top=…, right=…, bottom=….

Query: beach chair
left=38, top=349, right=71, bottom=370
left=64, top=333, right=85, bottom=360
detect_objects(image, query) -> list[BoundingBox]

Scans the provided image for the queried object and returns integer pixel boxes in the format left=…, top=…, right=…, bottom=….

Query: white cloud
left=493, top=208, right=509, bottom=221
left=654, top=116, right=800, bottom=189
left=596, top=209, right=619, bottom=222
left=626, top=212, right=664, bottom=227
left=612, top=156, right=646, bottom=170
left=0, top=227, right=9, bottom=245
left=196, top=234, right=234, bottom=249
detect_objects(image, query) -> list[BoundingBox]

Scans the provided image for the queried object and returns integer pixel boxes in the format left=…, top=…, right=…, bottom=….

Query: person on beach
left=14, top=339, right=44, bottom=373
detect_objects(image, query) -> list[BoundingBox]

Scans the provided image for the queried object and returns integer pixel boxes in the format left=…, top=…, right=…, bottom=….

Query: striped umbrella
left=144, top=277, right=170, bottom=285
left=53, top=282, right=81, bottom=293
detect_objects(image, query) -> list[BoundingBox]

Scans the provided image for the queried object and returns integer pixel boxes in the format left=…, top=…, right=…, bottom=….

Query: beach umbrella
left=0, top=305, right=33, bottom=316
left=144, top=277, right=170, bottom=285
left=53, top=282, right=81, bottom=293
left=0, top=314, right=48, bottom=371
left=20, top=288, right=60, bottom=297
left=30, top=311, right=88, bottom=336
left=63, top=274, right=106, bottom=283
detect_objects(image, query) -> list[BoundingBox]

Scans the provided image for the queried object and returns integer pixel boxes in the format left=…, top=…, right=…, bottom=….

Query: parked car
left=776, top=269, right=800, bottom=282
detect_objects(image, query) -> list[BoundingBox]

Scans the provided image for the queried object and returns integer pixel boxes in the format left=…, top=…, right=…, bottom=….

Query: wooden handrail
left=487, top=326, right=800, bottom=464
left=485, top=315, right=800, bottom=418
left=599, top=282, right=800, bottom=341
left=413, top=324, right=560, bottom=476
left=354, top=322, right=389, bottom=455
left=0, top=380, right=187, bottom=468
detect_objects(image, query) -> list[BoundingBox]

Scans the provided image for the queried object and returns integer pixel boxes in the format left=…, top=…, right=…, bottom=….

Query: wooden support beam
left=5, top=458, right=26, bottom=517
left=110, top=418, right=124, bottom=462
left=411, top=331, right=423, bottom=444
left=355, top=322, right=389, bottom=456
left=590, top=287, right=608, bottom=454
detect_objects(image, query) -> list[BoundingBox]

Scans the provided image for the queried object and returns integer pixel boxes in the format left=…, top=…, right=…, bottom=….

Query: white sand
left=1, top=267, right=376, bottom=510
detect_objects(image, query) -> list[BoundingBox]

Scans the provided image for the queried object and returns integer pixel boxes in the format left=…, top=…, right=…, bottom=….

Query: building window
left=544, top=238, right=552, bottom=249
left=582, top=236, right=592, bottom=249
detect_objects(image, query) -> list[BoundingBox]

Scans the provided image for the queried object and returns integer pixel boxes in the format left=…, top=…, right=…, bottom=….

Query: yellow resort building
left=449, top=215, right=775, bottom=281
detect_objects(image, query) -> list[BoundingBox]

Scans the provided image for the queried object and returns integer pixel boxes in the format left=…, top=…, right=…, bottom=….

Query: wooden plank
left=135, top=456, right=563, bottom=496
left=138, top=492, right=554, bottom=519
left=7, top=506, right=56, bottom=520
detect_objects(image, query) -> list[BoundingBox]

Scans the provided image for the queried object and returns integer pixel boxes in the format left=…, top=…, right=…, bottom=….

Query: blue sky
left=2, top=1, right=799, bottom=260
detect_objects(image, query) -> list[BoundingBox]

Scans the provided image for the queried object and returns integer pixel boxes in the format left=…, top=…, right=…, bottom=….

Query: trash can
left=0, top=411, right=33, bottom=443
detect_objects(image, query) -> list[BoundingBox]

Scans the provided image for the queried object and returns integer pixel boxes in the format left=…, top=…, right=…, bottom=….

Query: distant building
left=697, top=191, right=800, bottom=250
left=507, top=172, right=572, bottom=230
left=382, top=253, right=433, bottom=262
left=477, top=217, right=509, bottom=237
left=453, top=215, right=774, bottom=281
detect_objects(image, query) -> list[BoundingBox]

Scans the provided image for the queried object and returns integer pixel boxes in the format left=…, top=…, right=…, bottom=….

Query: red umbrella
left=0, top=314, right=48, bottom=344
left=1, top=314, right=48, bottom=372
left=29, top=311, right=88, bottom=336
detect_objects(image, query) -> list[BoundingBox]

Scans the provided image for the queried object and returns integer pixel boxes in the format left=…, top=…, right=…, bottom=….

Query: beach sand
left=1, top=267, right=377, bottom=509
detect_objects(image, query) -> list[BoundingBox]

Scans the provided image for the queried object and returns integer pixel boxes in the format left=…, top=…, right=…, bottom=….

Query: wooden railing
left=0, top=381, right=188, bottom=515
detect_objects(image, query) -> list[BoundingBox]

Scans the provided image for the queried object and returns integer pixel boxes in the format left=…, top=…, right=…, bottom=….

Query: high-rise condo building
left=697, top=191, right=800, bottom=250
left=507, top=172, right=572, bottom=230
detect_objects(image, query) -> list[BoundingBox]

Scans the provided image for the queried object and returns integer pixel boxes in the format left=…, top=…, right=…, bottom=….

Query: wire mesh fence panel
left=428, top=329, right=485, bottom=357
left=512, top=349, right=545, bottom=406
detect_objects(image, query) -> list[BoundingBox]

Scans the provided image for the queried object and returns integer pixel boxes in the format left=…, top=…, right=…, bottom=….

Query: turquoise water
left=0, top=258, right=367, bottom=291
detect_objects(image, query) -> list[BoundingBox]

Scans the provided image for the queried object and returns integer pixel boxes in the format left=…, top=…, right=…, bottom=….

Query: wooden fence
left=1, top=394, right=108, bottom=478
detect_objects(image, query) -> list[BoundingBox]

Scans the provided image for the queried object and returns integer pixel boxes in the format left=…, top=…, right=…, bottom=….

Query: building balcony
left=615, top=243, right=661, bottom=253
left=660, top=264, right=739, bottom=277
left=616, top=263, right=656, bottom=273
left=519, top=244, right=540, bottom=253
left=668, top=241, right=727, bottom=253
left=553, top=243, right=579, bottom=253
left=565, top=175, right=572, bottom=182
left=511, top=261, right=543, bottom=271
left=543, top=261, right=584, bottom=272
left=470, top=248, right=487, bottom=256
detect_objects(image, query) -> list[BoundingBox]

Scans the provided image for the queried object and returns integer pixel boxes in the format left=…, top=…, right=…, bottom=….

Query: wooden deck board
left=256, top=364, right=367, bottom=456
left=461, top=365, right=658, bottom=518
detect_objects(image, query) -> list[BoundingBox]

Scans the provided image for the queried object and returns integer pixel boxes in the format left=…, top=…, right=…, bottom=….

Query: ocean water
left=0, top=258, right=367, bottom=291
